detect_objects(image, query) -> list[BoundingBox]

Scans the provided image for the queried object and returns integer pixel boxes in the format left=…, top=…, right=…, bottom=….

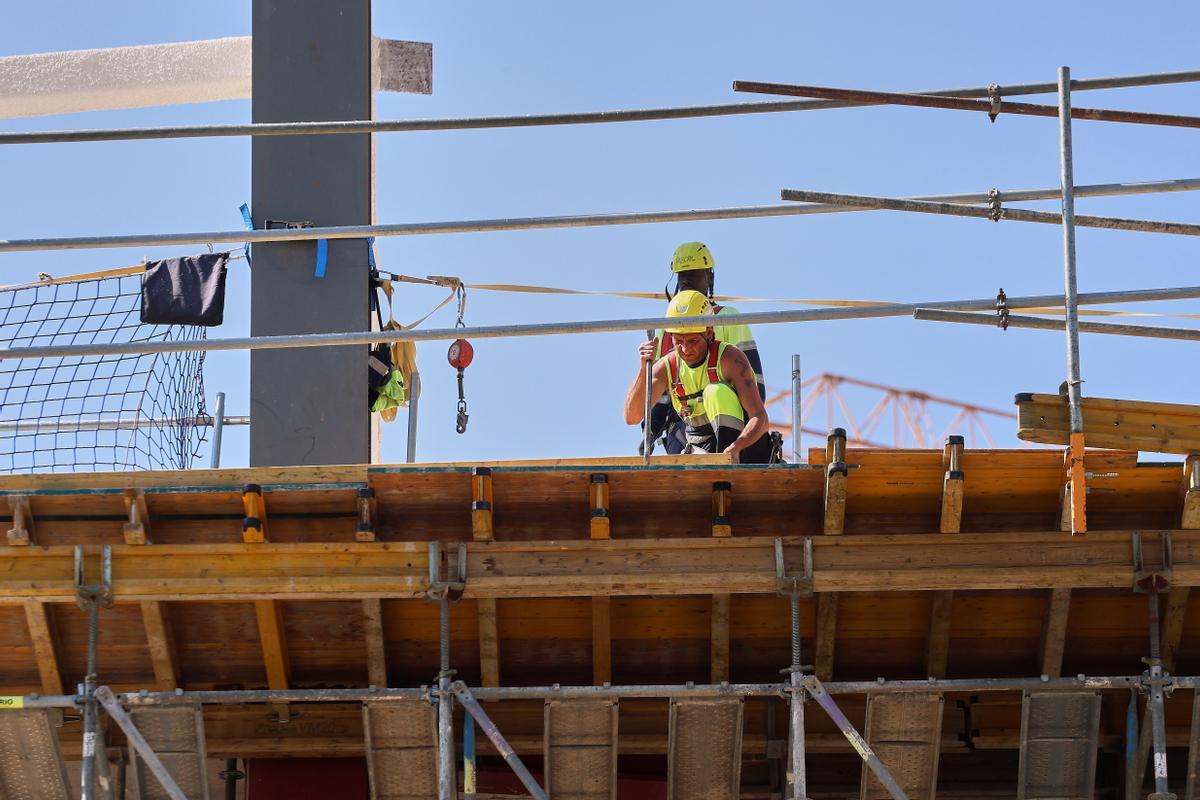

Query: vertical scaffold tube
left=643, top=330, right=655, bottom=465
left=791, top=355, right=802, bottom=463
left=1147, top=593, right=1171, bottom=798
left=438, top=593, right=457, bottom=800
left=81, top=601, right=99, bottom=800
left=1058, top=65, right=1087, bottom=535
left=209, top=391, right=226, bottom=469
left=789, top=592, right=807, bottom=799
left=406, top=372, right=421, bottom=463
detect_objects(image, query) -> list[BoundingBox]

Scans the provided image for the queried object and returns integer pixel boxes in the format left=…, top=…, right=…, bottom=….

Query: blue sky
left=2, top=2, right=1199, bottom=465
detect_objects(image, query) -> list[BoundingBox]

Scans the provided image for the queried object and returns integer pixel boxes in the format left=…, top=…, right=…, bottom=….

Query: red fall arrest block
left=448, top=338, right=473, bottom=434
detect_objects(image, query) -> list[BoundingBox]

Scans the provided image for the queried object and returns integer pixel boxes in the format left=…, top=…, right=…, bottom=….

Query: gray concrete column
left=249, top=0, right=374, bottom=466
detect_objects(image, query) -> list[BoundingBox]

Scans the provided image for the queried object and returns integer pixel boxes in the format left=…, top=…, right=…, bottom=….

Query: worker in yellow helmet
left=624, top=290, right=773, bottom=464
left=642, top=242, right=766, bottom=455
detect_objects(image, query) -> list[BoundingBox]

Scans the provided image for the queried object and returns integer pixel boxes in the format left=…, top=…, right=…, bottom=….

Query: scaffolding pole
left=5, top=284, right=1200, bottom=361
left=5, top=68, right=1199, bottom=146
left=780, top=188, right=1200, bottom=237
left=1059, top=66, right=1087, bottom=535
left=734, top=79, right=1200, bottom=129
left=912, top=308, right=1200, bottom=342
left=3, top=176, right=1200, bottom=254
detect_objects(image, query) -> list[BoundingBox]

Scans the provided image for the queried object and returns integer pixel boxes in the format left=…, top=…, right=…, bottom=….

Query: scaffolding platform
left=0, top=447, right=1197, bottom=797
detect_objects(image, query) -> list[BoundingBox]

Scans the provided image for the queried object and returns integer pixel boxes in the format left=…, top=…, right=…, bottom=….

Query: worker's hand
left=639, top=338, right=658, bottom=364
left=723, top=442, right=742, bottom=465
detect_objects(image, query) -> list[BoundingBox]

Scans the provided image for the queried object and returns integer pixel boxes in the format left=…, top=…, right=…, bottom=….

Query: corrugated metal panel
left=129, top=705, right=210, bottom=800
left=667, top=698, right=743, bottom=800
left=1017, top=691, right=1100, bottom=800
left=0, top=708, right=71, bottom=800
left=364, top=699, right=439, bottom=800
left=544, top=699, right=617, bottom=800
left=860, top=692, right=943, bottom=800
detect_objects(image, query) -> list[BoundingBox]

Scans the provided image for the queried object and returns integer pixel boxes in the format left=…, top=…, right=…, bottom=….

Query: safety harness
left=665, top=339, right=722, bottom=418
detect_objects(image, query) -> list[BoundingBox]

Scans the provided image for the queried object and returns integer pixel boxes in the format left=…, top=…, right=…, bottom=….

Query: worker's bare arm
left=721, top=345, right=769, bottom=462
left=624, top=344, right=668, bottom=425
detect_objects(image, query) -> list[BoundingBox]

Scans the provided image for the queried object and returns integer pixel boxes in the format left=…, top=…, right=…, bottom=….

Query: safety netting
left=0, top=273, right=209, bottom=473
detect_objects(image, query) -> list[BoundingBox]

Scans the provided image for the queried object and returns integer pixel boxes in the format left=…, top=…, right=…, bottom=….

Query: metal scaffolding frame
left=3, top=61, right=1199, bottom=798
left=5, top=537, right=1185, bottom=800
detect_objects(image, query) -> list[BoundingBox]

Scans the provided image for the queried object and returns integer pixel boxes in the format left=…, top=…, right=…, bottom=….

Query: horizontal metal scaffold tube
left=780, top=188, right=1200, bottom=237
left=914, top=308, right=1200, bottom=342
left=2, top=176, right=1198, bottom=254
left=3, top=284, right=1200, bottom=360
left=0, top=416, right=249, bottom=434
left=4, top=68, right=1200, bottom=145
left=18, top=674, right=1187, bottom=709
left=734, top=80, right=1200, bottom=129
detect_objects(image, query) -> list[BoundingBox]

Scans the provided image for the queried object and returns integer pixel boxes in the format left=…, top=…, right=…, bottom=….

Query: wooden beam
left=1038, top=587, right=1072, bottom=677
left=23, top=600, right=62, bottom=696
left=122, top=489, right=152, bottom=545
left=926, top=591, right=954, bottom=679
left=712, top=482, right=733, bottom=538
left=140, top=600, right=180, bottom=691
left=815, top=430, right=848, bottom=679
left=928, top=436, right=964, bottom=679
left=6, top=495, right=33, bottom=546
left=1017, top=392, right=1200, bottom=454
left=589, top=475, right=612, bottom=685
left=711, top=593, right=731, bottom=683
left=472, top=467, right=500, bottom=687
left=814, top=593, right=838, bottom=681
left=242, top=484, right=268, bottom=544
left=0, top=531, right=1196, bottom=602
left=254, top=599, right=291, bottom=722
left=362, top=598, right=388, bottom=687
left=477, top=598, right=500, bottom=687
left=591, top=596, right=611, bottom=685
left=1163, top=456, right=1200, bottom=672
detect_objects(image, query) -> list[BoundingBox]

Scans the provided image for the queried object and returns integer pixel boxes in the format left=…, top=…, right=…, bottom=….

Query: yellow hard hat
left=671, top=242, right=715, bottom=273
left=664, top=289, right=714, bottom=334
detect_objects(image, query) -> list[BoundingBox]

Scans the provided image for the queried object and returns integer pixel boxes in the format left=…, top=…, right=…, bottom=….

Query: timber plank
left=23, top=600, right=62, bottom=695
left=1017, top=392, right=1200, bottom=453
left=140, top=600, right=179, bottom=691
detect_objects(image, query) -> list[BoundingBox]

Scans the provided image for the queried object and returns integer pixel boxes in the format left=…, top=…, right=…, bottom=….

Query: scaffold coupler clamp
left=426, top=541, right=468, bottom=603
left=987, top=188, right=1004, bottom=222
left=987, top=83, right=1002, bottom=123
left=1132, top=530, right=1173, bottom=595
left=995, top=288, right=1009, bottom=330
left=74, top=545, right=114, bottom=611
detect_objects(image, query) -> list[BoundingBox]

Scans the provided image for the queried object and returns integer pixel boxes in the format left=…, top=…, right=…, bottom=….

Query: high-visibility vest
left=664, top=341, right=744, bottom=431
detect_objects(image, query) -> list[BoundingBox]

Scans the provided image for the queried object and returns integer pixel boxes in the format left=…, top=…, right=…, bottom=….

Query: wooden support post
left=472, top=467, right=500, bottom=687
left=471, top=467, right=494, bottom=541
left=23, top=600, right=62, bottom=696
left=1068, top=433, right=1088, bottom=535
left=589, top=474, right=610, bottom=540
left=591, top=596, right=612, bottom=685
left=254, top=599, right=291, bottom=723
left=140, top=601, right=180, bottom=691
left=928, top=436, right=964, bottom=678
left=814, top=593, right=838, bottom=681
left=815, top=429, right=848, bottom=680
left=1039, top=587, right=1072, bottom=677
left=122, top=489, right=152, bottom=545
left=355, top=487, right=377, bottom=543
left=242, top=484, right=268, bottom=543
left=711, top=481, right=732, bottom=538
left=589, top=474, right=612, bottom=685
left=1163, top=455, right=1200, bottom=672
left=823, top=429, right=848, bottom=535
left=710, top=593, right=731, bottom=684
left=6, top=494, right=33, bottom=546
left=362, top=598, right=388, bottom=687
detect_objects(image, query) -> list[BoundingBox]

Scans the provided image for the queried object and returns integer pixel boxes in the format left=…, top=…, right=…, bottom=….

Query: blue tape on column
left=367, top=236, right=376, bottom=270
left=314, top=239, right=328, bottom=278
left=238, top=203, right=254, bottom=264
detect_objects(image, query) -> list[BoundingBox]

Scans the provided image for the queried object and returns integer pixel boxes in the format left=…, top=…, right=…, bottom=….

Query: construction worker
left=624, top=290, right=774, bottom=464
left=643, top=242, right=765, bottom=454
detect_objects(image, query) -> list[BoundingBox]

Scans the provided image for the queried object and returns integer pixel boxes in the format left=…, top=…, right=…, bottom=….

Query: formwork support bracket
left=776, top=537, right=814, bottom=598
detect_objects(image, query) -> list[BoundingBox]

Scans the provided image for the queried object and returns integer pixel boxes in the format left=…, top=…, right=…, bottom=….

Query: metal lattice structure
left=0, top=274, right=209, bottom=473
left=767, top=372, right=1018, bottom=449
